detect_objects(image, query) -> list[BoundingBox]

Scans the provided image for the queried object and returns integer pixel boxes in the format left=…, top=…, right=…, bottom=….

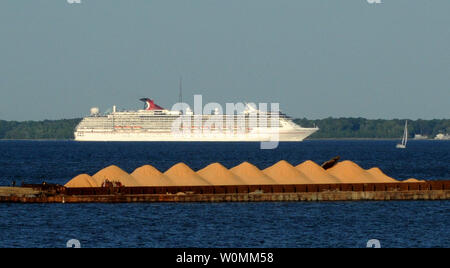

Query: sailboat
left=396, top=120, right=408, bottom=149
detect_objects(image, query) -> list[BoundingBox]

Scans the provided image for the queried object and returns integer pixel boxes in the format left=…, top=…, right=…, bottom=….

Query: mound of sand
left=366, top=167, right=398, bottom=183
left=295, top=160, right=341, bottom=184
left=65, top=174, right=98, bottom=188
left=164, top=163, right=211, bottom=186
left=66, top=160, right=409, bottom=188
left=230, top=162, right=276, bottom=185
left=403, top=178, right=422, bottom=183
left=92, top=165, right=140, bottom=187
left=197, top=163, right=246, bottom=185
left=131, top=165, right=175, bottom=186
left=326, top=161, right=379, bottom=183
left=263, top=160, right=312, bottom=184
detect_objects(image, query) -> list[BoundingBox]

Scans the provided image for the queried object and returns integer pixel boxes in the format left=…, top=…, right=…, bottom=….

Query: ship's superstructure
left=74, top=99, right=318, bottom=141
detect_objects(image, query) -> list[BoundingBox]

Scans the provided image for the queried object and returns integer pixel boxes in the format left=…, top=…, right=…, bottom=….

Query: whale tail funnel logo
left=140, top=98, right=164, bottom=111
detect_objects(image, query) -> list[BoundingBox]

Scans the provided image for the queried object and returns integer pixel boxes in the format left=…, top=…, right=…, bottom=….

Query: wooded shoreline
left=0, top=118, right=448, bottom=140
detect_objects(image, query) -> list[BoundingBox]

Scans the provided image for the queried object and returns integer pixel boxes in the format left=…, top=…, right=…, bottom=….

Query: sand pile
left=164, top=163, right=211, bottom=186
left=65, top=174, right=98, bottom=188
left=197, top=163, right=246, bottom=185
left=92, top=165, right=140, bottom=187
left=327, top=161, right=380, bottom=183
left=296, top=160, right=341, bottom=184
left=366, top=167, right=398, bottom=183
left=263, top=160, right=312, bottom=184
left=131, top=165, right=175, bottom=186
left=230, top=162, right=277, bottom=185
left=403, top=178, right=422, bottom=183
left=66, top=160, right=413, bottom=187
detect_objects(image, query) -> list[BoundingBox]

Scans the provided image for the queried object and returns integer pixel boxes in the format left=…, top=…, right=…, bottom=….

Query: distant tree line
left=0, top=118, right=448, bottom=139
left=294, top=118, right=450, bottom=139
left=0, top=119, right=81, bottom=139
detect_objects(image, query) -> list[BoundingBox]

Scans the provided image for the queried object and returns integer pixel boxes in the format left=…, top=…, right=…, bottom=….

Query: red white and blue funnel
left=140, top=98, right=164, bottom=111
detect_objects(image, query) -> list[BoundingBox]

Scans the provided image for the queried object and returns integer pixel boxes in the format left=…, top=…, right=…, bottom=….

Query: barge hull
left=0, top=191, right=449, bottom=203
left=1, top=181, right=449, bottom=203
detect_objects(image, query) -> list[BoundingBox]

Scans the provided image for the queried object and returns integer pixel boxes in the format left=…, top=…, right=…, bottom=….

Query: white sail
left=404, top=120, right=408, bottom=145
left=396, top=120, right=408, bottom=149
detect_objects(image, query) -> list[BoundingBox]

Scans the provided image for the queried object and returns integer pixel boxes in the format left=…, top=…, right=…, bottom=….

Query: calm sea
left=0, top=140, right=448, bottom=248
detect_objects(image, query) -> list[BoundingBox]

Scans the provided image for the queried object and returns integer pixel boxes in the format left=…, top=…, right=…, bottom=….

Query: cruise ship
left=74, top=98, right=319, bottom=142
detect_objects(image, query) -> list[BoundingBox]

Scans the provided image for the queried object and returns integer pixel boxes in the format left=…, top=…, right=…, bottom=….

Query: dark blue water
left=0, top=140, right=449, bottom=248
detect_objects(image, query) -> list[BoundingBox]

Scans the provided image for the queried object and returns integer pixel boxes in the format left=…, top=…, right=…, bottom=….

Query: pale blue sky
left=0, top=0, right=449, bottom=121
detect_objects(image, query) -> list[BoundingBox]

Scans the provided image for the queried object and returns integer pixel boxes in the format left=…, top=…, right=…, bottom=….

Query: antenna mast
left=178, top=76, right=183, bottom=104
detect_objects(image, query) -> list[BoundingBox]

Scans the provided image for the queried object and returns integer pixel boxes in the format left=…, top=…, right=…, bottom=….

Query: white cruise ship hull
left=74, top=128, right=318, bottom=142
left=74, top=99, right=319, bottom=142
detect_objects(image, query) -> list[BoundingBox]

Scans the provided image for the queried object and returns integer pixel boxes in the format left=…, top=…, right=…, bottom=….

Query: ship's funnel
left=140, top=98, right=164, bottom=111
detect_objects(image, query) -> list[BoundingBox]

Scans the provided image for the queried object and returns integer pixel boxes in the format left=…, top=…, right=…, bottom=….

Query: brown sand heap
left=197, top=163, right=246, bottom=185
left=327, top=161, right=381, bottom=183
left=164, top=163, right=211, bottom=186
left=263, top=160, right=313, bottom=184
left=403, top=178, right=423, bottom=183
left=131, top=165, right=175, bottom=186
left=230, top=162, right=277, bottom=185
left=65, top=174, right=98, bottom=188
left=66, top=160, right=411, bottom=188
left=366, top=167, right=398, bottom=183
left=92, top=165, right=140, bottom=187
left=295, top=160, right=341, bottom=184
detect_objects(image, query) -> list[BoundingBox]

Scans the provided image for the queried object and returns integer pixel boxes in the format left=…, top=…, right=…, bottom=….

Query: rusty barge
left=1, top=180, right=449, bottom=203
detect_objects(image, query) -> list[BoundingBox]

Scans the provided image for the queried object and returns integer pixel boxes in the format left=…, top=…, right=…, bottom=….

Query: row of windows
left=77, top=115, right=291, bottom=130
